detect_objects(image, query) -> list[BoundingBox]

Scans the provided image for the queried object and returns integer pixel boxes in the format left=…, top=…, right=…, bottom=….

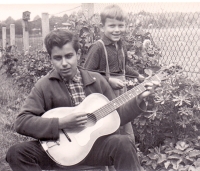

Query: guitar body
left=40, top=93, right=120, bottom=166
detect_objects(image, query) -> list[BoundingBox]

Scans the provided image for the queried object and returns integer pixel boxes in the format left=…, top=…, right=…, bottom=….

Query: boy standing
left=84, top=4, right=144, bottom=135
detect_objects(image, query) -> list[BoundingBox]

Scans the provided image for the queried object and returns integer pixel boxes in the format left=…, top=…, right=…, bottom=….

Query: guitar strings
left=86, top=75, right=160, bottom=122
left=91, top=75, right=159, bottom=120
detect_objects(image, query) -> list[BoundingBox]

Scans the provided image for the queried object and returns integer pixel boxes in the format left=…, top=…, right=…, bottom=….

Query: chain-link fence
left=28, top=18, right=43, bottom=51
left=94, top=3, right=200, bottom=80
left=0, top=3, right=199, bottom=79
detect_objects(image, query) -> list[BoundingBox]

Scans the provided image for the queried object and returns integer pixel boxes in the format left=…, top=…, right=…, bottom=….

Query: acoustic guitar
left=40, top=65, right=175, bottom=166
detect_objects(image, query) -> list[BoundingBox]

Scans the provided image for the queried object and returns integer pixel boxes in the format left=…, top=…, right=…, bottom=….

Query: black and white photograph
left=0, top=1, right=200, bottom=171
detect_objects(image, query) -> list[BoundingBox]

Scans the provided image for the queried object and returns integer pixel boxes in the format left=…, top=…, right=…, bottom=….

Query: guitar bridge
left=62, top=129, right=71, bottom=142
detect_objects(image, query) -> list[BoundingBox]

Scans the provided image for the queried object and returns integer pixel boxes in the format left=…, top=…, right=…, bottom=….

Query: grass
left=0, top=69, right=107, bottom=171
left=0, top=69, right=30, bottom=171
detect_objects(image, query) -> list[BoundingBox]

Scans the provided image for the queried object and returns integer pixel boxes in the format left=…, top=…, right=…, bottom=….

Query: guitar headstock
left=155, top=63, right=182, bottom=81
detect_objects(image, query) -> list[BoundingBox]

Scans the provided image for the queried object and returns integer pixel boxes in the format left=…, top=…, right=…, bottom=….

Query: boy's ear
left=100, top=23, right=104, bottom=33
left=77, top=49, right=81, bottom=60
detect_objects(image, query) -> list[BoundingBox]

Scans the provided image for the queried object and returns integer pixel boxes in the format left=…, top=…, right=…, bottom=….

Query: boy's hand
left=136, top=81, right=160, bottom=104
left=108, top=77, right=125, bottom=90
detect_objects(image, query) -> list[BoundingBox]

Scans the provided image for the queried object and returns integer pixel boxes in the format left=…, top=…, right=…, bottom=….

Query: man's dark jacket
left=15, top=67, right=145, bottom=140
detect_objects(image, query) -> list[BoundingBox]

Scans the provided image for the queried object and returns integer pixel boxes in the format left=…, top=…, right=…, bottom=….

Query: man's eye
left=54, top=56, right=61, bottom=60
left=66, top=54, right=73, bottom=58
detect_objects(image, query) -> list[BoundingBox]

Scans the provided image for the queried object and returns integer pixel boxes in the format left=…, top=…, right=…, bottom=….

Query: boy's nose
left=114, top=26, right=120, bottom=32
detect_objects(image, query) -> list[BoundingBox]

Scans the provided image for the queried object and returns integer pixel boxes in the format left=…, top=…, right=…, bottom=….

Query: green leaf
left=151, top=161, right=157, bottom=169
left=170, top=159, right=181, bottom=170
left=177, top=164, right=189, bottom=171
left=175, top=141, right=189, bottom=151
left=157, top=154, right=167, bottom=164
left=168, top=154, right=181, bottom=159
left=188, top=166, right=196, bottom=171
left=171, top=149, right=184, bottom=155
left=188, top=150, right=200, bottom=157
left=185, top=156, right=195, bottom=162
left=147, top=153, right=159, bottom=160
left=194, top=158, right=200, bottom=167
left=164, top=161, right=171, bottom=169
left=184, top=147, right=194, bottom=153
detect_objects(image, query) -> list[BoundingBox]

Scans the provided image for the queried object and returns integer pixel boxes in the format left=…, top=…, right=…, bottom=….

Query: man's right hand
left=108, top=77, right=125, bottom=90
left=58, top=112, right=88, bottom=129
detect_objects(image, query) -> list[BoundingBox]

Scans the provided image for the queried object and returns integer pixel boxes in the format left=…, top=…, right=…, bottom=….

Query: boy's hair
left=44, top=30, right=80, bottom=56
left=100, top=4, right=126, bottom=25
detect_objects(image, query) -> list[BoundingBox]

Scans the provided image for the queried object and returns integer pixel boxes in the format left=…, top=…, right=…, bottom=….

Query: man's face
left=50, top=42, right=79, bottom=80
left=102, top=18, right=126, bottom=42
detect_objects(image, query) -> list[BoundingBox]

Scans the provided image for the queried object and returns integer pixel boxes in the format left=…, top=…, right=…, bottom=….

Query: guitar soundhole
left=86, top=113, right=97, bottom=127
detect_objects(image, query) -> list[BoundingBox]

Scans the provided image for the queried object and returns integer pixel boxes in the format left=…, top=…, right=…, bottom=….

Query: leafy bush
left=0, top=46, right=52, bottom=93
left=139, top=139, right=200, bottom=171
left=131, top=67, right=200, bottom=170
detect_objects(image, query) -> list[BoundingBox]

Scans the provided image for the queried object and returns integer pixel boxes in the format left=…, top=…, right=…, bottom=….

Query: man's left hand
left=137, top=74, right=145, bottom=83
left=136, top=81, right=160, bottom=104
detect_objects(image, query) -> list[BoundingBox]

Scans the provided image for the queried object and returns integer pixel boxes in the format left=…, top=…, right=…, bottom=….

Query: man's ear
left=77, top=49, right=81, bottom=61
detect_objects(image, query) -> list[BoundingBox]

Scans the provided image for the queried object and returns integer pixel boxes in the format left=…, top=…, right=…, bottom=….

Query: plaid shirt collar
left=62, top=69, right=81, bottom=84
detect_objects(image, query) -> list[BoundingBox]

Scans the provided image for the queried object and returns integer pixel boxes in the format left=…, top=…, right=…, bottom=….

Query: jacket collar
left=101, top=34, right=123, bottom=46
left=48, top=66, right=96, bottom=87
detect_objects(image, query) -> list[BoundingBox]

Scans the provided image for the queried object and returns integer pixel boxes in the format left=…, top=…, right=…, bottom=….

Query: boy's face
left=50, top=42, right=80, bottom=80
left=102, top=18, right=125, bottom=42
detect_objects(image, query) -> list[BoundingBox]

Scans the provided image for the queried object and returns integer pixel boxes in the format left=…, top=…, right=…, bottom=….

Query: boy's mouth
left=112, top=34, right=121, bottom=36
left=112, top=34, right=120, bottom=38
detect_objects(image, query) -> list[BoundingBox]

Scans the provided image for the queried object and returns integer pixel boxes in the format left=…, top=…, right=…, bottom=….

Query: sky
left=0, top=0, right=200, bottom=21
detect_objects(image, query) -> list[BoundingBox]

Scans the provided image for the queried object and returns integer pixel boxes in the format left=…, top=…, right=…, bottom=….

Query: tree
left=33, top=15, right=41, bottom=21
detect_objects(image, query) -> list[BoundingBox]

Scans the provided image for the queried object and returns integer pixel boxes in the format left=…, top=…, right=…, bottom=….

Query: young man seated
left=6, top=30, right=159, bottom=171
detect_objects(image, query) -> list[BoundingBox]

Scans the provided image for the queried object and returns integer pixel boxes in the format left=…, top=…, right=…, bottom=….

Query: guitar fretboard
left=93, top=74, right=161, bottom=120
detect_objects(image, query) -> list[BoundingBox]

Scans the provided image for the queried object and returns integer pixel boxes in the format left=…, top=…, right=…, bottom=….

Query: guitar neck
left=94, top=74, right=160, bottom=120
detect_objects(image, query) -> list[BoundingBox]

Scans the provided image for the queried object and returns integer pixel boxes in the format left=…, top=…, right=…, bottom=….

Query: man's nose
left=62, top=58, right=68, bottom=66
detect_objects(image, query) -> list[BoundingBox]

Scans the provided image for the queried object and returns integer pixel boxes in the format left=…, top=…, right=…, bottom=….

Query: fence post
left=2, top=27, right=6, bottom=50
left=42, top=13, right=49, bottom=50
left=10, top=24, right=15, bottom=46
left=22, top=20, right=29, bottom=52
left=22, top=11, right=30, bottom=52
left=81, top=3, right=94, bottom=19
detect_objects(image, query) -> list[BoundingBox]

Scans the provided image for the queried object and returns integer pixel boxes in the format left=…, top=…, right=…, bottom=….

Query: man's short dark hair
left=44, top=30, right=80, bottom=56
